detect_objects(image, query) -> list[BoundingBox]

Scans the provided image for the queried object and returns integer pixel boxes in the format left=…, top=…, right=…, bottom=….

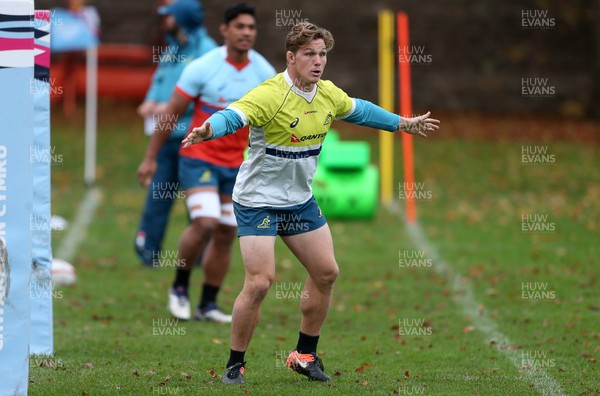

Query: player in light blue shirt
left=135, top=0, right=217, bottom=267
left=138, top=3, right=275, bottom=324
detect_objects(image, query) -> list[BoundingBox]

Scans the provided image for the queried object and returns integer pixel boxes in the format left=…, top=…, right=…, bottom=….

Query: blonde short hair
left=285, top=22, right=334, bottom=54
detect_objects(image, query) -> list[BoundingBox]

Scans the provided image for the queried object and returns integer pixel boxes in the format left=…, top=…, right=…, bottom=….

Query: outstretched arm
left=342, top=98, right=439, bottom=137
left=182, top=108, right=245, bottom=147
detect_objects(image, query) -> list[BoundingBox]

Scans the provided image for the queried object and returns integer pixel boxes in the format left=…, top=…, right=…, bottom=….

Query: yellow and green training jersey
left=228, top=70, right=356, bottom=207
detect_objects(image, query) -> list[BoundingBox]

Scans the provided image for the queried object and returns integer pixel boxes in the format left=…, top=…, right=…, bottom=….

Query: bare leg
left=229, top=236, right=276, bottom=351
left=176, top=187, right=220, bottom=273
left=202, top=223, right=236, bottom=286
left=203, top=194, right=236, bottom=287
left=178, top=217, right=218, bottom=271
left=281, top=224, right=339, bottom=336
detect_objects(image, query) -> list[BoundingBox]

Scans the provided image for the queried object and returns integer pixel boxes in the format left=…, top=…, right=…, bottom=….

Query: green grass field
left=29, top=105, right=599, bottom=395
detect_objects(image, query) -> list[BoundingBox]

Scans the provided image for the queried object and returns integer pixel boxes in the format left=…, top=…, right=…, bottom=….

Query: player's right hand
left=137, top=158, right=156, bottom=188
left=137, top=100, right=157, bottom=118
left=182, top=122, right=213, bottom=148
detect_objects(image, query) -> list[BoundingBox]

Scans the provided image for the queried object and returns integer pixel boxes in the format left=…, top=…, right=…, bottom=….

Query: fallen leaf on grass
left=500, top=345, right=521, bottom=350
left=542, top=319, right=549, bottom=327
left=333, top=371, right=342, bottom=376
left=208, top=370, right=216, bottom=378
left=361, top=379, right=369, bottom=386
left=81, top=363, right=94, bottom=368
left=38, top=360, right=56, bottom=369
left=463, top=325, right=475, bottom=333
left=468, top=264, right=484, bottom=278
left=404, top=370, right=409, bottom=378
left=211, top=338, right=222, bottom=345
left=181, top=371, right=191, bottom=379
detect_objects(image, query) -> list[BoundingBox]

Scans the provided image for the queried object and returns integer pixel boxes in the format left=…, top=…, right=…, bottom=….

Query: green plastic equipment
left=313, top=130, right=379, bottom=219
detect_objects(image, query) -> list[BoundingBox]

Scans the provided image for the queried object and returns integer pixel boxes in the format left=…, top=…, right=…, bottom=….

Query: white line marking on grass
left=55, top=187, right=102, bottom=262
left=387, top=204, right=565, bottom=396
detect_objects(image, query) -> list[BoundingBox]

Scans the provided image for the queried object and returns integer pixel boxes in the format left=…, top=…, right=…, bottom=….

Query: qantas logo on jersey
left=290, top=132, right=327, bottom=143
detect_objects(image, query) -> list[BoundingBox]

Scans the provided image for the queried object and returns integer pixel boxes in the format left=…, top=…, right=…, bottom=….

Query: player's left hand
left=182, top=122, right=213, bottom=147
left=400, top=111, right=440, bottom=138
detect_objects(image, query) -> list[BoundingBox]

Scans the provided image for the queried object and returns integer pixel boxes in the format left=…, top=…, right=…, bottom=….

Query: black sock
left=226, top=349, right=245, bottom=367
left=173, top=268, right=191, bottom=290
left=296, top=331, right=320, bottom=354
left=199, top=283, right=220, bottom=309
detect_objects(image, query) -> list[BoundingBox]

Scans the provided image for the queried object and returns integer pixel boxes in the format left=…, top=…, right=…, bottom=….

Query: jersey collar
left=284, top=69, right=317, bottom=102
left=221, top=46, right=252, bottom=71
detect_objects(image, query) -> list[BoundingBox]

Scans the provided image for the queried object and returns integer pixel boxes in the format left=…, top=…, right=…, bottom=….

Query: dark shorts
left=233, top=196, right=327, bottom=237
left=178, top=156, right=239, bottom=195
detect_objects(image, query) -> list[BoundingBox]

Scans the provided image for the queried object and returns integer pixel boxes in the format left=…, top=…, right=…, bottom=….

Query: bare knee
left=212, top=225, right=237, bottom=248
left=314, top=264, right=339, bottom=288
left=244, top=275, right=274, bottom=304
left=190, top=217, right=219, bottom=239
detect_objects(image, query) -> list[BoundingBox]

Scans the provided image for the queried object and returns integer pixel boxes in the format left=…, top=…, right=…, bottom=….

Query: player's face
left=287, top=39, right=327, bottom=89
left=221, top=14, right=257, bottom=53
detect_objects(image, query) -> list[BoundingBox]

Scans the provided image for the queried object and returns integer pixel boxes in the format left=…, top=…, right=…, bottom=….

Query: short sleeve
left=175, top=58, right=205, bottom=100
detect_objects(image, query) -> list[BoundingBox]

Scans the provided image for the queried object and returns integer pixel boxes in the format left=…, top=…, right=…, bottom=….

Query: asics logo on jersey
left=290, top=118, right=300, bottom=128
left=256, top=216, right=271, bottom=229
left=323, top=112, right=332, bottom=126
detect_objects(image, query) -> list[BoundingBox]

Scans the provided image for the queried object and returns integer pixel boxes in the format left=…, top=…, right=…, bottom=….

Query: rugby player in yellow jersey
left=183, top=22, right=440, bottom=384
